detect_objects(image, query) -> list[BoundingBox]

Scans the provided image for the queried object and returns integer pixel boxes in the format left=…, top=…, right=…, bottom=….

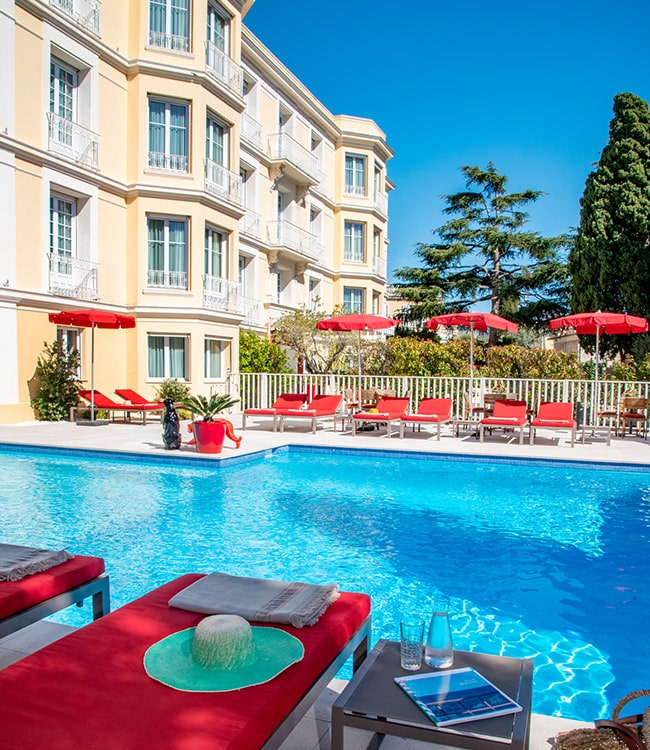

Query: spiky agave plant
left=183, top=393, right=239, bottom=421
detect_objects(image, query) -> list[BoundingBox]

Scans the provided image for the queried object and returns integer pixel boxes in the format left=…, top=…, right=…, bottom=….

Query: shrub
left=30, top=341, right=80, bottom=421
left=239, top=330, right=291, bottom=373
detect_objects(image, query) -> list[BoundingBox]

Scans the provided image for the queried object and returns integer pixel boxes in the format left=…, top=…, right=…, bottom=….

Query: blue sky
left=244, top=0, right=650, bottom=282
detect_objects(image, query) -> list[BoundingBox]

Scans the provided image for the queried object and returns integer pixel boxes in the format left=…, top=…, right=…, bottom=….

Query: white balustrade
left=267, top=133, right=319, bottom=182
left=50, top=0, right=101, bottom=36
left=48, top=254, right=99, bottom=300
left=241, top=113, right=263, bottom=149
left=205, top=159, right=242, bottom=204
left=206, top=41, right=242, bottom=94
left=203, top=275, right=239, bottom=312
left=147, top=151, right=189, bottom=173
left=146, top=269, right=188, bottom=290
left=47, top=113, right=100, bottom=170
left=267, top=220, right=325, bottom=263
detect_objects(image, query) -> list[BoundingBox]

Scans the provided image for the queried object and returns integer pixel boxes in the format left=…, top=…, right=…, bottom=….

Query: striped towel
left=0, top=543, right=73, bottom=582
left=168, top=572, right=340, bottom=628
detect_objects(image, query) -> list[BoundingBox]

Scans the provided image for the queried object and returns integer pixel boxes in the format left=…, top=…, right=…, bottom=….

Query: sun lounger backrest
left=78, top=390, right=120, bottom=409
left=536, top=402, right=573, bottom=421
left=272, top=393, right=307, bottom=409
left=115, top=389, right=155, bottom=405
left=374, top=397, right=410, bottom=416
left=305, top=394, right=342, bottom=412
left=416, top=398, right=452, bottom=417
left=491, top=399, right=527, bottom=419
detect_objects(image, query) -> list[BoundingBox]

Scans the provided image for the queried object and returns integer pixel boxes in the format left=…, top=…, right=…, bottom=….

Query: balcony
left=148, top=30, right=190, bottom=52
left=50, top=0, right=101, bottom=36
left=373, top=255, right=387, bottom=279
left=238, top=295, right=263, bottom=326
left=147, top=151, right=189, bottom=174
left=48, top=254, right=99, bottom=300
left=47, top=113, right=100, bottom=170
left=240, top=208, right=262, bottom=240
left=146, top=270, right=188, bottom=290
left=267, top=133, right=319, bottom=185
left=205, top=159, right=241, bottom=205
left=241, top=112, right=263, bottom=150
left=203, top=275, right=239, bottom=313
left=205, top=41, right=242, bottom=96
left=374, top=191, right=388, bottom=216
left=312, top=170, right=328, bottom=198
left=267, top=220, right=325, bottom=264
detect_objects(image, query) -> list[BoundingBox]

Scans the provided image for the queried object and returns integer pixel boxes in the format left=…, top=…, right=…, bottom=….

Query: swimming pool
left=1, top=442, right=647, bottom=722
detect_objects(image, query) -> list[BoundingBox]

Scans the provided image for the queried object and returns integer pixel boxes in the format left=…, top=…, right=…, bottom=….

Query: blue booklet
left=394, top=667, right=522, bottom=727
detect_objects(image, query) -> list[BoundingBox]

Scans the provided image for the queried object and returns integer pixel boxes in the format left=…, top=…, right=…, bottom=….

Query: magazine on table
left=394, top=666, right=522, bottom=727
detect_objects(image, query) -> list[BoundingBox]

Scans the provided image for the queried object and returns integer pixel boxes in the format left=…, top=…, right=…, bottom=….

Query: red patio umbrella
left=316, top=313, right=400, bottom=376
left=549, top=311, right=648, bottom=422
left=48, top=308, right=136, bottom=421
left=426, top=312, right=518, bottom=389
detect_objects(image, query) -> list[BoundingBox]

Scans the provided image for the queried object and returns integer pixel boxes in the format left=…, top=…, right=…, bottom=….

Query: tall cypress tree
left=569, top=92, right=650, bottom=356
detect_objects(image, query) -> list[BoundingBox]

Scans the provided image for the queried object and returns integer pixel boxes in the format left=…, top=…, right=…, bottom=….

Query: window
left=374, top=164, right=382, bottom=197
left=147, top=335, right=188, bottom=380
left=343, top=287, right=364, bottom=314
left=57, top=327, right=82, bottom=377
left=344, top=221, right=365, bottom=262
left=308, top=277, right=320, bottom=309
left=149, top=0, right=190, bottom=52
left=50, top=59, right=77, bottom=147
left=206, top=115, right=225, bottom=166
left=147, top=216, right=188, bottom=289
left=345, top=154, right=366, bottom=196
left=372, top=292, right=380, bottom=315
left=148, top=98, right=189, bottom=172
left=204, top=338, right=225, bottom=380
left=207, top=2, right=228, bottom=52
left=50, top=59, right=77, bottom=123
left=50, top=194, right=76, bottom=272
left=373, top=228, right=381, bottom=258
left=205, top=225, right=226, bottom=277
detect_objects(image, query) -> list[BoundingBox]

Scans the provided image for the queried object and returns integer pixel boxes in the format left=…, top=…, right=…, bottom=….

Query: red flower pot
left=192, top=420, right=226, bottom=454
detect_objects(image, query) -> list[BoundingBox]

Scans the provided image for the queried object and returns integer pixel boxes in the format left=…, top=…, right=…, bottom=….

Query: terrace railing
left=233, top=372, right=650, bottom=424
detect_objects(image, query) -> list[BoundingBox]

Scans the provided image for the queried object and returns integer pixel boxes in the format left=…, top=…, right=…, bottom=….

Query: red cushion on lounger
left=0, top=574, right=370, bottom=750
left=0, top=555, right=105, bottom=620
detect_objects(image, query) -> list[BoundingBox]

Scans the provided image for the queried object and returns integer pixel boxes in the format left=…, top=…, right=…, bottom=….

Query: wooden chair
left=618, top=397, right=649, bottom=438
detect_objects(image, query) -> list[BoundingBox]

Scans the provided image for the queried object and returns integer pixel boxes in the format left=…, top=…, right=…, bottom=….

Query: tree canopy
left=393, top=163, right=571, bottom=342
left=569, top=92, right=650, bottom=358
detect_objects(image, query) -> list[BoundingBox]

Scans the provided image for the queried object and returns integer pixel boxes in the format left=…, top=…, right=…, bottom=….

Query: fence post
left=260, top=373, right=269, bottom=409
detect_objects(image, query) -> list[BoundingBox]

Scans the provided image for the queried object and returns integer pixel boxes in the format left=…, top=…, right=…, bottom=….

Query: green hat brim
left=144, top=626, right=304, bottom=692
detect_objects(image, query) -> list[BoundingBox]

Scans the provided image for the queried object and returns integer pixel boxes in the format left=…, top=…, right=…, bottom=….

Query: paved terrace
left=2, top=413, right=641, bottom=748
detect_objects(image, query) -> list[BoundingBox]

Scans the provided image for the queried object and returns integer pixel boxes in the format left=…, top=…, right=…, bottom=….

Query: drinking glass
left=400, top=615, right=425, bottom=670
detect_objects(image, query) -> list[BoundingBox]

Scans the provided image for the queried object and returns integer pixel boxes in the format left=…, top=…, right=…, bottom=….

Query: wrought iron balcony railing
left=373, top=255, right=387, bottom=279
left=267, top=220, right=325, bottom=264
left=146, top=269, right=188, bottom=290
left=47, top=113, right=100, bottom=170
left=205, top=159, right=241, bottom=204
left=48, top=254, right=99, bottom=300
left=267, top=133, right=319, bottom=183
left=203, top=275, right=239, bottom=312
left=50, top=0, right=101, bottom=36
left=241, top=112, right=263, bottom=150
left=148, top=30, right=190, bottom=52
left=238, top=294, right=263, bottom=326
left=240, top=209, right=262, bottom=240
left=205, top=41, right=242, bottom=95
left=374, top=191, right=388, bottom=216
left=147, top=151, right=189, bottom=174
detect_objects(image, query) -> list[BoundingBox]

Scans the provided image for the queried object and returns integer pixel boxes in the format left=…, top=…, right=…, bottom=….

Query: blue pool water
left=0, top=443, right=648, bottom=722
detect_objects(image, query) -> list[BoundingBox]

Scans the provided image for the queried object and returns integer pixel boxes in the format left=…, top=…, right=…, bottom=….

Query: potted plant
left=183, top=393, right=240, bottom=454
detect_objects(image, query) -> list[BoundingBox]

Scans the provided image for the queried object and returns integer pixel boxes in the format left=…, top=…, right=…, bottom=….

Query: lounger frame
left=262, top=614, right=370, bottom=749
left=0, top=573, right=110, bottom=639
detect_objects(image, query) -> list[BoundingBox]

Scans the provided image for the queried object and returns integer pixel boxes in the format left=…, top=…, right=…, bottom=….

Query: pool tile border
left=1, top=440, right=649, bottom=474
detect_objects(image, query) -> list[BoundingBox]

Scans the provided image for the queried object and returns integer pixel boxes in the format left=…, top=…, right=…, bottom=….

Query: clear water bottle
left=425, top=595, right=454, bottom=668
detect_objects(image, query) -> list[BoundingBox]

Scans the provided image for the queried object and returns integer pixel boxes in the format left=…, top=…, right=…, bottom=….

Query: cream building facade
left=0, top=0, right=392, bottom=422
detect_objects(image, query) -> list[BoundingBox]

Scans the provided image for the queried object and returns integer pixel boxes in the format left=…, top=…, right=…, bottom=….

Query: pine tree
left=569, top=92, right=650, bottom=357
left=393, top=163, right=570, bottom=342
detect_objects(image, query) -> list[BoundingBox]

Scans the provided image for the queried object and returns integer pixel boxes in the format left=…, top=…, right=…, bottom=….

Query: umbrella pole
left=469, top=322, right=475, bottom=409
left=593, top=326, right=600, bottom=425
left=90, top=323, right=96, bottom=422
left=357, top=330, right=362, bottom=380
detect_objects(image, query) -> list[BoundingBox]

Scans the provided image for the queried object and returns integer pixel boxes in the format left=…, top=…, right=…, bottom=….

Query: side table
left=331, top=640, right=533, bottom=750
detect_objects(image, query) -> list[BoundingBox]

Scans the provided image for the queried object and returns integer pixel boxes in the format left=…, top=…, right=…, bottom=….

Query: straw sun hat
left=144, top=614, right=304, bottom=692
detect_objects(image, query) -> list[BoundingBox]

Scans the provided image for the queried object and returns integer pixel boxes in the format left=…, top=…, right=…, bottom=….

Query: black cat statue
left=162, top=397, right=181, bottom=449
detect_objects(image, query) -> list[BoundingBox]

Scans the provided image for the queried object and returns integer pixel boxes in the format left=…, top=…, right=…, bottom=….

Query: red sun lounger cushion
left=0, top=554, right=105, bottom=620
left=0, top=574, right=370, bottom=750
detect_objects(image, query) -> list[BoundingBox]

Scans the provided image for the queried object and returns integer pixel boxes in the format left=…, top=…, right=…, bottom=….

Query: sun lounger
left=479, top=399, right=528, bottom=444
left=242, top=393, right=308, bottom=431
left=351, top=397, right=410, bottom=438
left=277, top=394, right=343, bottom=433
left=0, top=574, right=370, bottom=749
left=0, top=554, right=109, bottom=639
left=72, top=390, right=163, bottom=424
left=399, top=397, right=453, bottom=440
left=529, top=402, right=577, bottom=447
